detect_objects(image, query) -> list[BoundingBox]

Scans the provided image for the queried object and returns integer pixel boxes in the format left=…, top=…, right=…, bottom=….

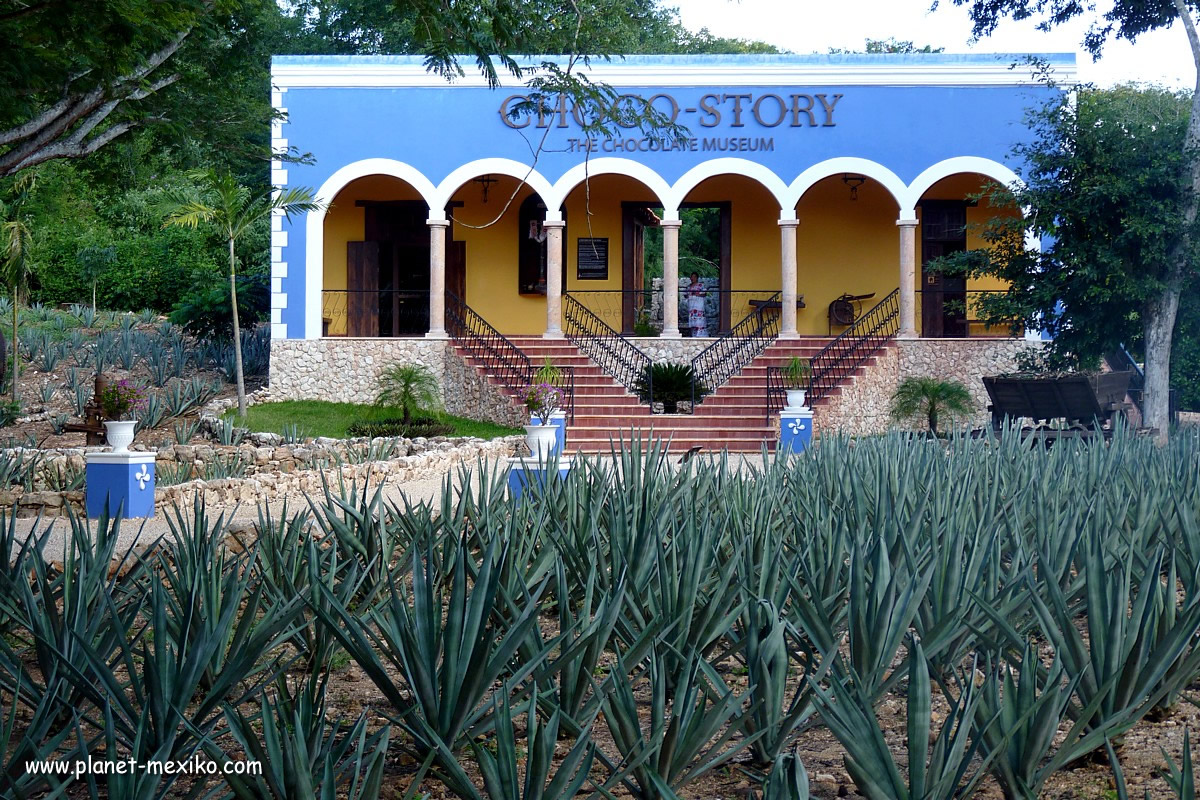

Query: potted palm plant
left=783, top=356, right=811, bottom=410
left=98, top=378, right=147, bottom=452
left=522, top=382, right=563, bottom=459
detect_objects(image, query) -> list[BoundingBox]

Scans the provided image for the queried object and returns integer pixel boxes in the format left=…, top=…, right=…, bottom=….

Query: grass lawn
left=228, top=400, right=522, bottom=440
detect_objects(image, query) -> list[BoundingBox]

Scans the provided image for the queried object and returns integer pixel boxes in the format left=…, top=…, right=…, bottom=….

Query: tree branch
left=0, top=22, right=194, bottom=177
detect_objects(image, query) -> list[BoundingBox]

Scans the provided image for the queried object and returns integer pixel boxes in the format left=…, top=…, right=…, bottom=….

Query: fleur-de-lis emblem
left=787, top=419, right=807, bottom=436
left=135, top=464, right=151, bottom=491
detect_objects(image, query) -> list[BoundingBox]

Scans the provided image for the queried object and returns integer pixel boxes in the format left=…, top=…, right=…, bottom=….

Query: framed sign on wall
left=577, top=238, right=609, bottom=280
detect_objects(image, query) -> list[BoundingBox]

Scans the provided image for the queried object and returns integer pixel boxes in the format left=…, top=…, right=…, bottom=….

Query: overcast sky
left=672, top=0, right=1193, bottom=89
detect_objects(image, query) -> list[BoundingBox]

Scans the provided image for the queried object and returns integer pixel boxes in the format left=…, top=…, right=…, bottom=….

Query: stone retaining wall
left=0, top=435, right=521, bottom=518
left=813, top=337, right=1042, bottom=435
left=267, top=338, right=521, bottom=426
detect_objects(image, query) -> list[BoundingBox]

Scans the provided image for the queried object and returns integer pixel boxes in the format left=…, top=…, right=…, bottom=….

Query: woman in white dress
left=686, top=272, right=708, bottom=337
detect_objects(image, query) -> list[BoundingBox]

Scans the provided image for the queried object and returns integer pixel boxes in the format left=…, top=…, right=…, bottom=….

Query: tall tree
left=941, top=0, right=1200, bottom=438
left=161, top=172, right=320, bottom=417
left=0, top=173, right=34, bottom=405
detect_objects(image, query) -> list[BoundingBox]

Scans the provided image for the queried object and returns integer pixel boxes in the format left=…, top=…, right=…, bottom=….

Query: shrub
left=170, top=272, right=269, bottom=340
left=634, top=361, right=709, bottom=413
left=889, top=377, right=973, bottom=435
left=345, top=417, right=453, bottom=439
left=374, top=363, right=440, bottom=425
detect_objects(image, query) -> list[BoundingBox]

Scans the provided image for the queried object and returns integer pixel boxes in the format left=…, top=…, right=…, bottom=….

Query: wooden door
left=346, top=241, right=380, bottom=337
left=921, top=203, right=968, bottom=338
left=447, top=240, right=466, bottom=302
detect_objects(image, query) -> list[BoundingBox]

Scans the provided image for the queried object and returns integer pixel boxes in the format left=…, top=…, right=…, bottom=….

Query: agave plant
left=763, top=750, right=811, bottom=800
left=310, top=529, right=555, bottom=791
left=216, top=673, right=392, bottom=800
left=811, top=636, right=995, bottom=800
left=601, top=647, right=762, bottom=800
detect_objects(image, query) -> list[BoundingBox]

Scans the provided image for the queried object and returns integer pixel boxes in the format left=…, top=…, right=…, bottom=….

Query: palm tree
left=1, top=173, right=35, bottom=405
left=889, top=377, right=974, bottom=436
left=161, top=171, right=321, bottom=417
left=375, top=363, right=440, bottom=425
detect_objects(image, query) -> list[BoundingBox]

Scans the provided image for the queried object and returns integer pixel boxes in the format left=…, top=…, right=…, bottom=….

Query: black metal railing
left=689, top=291, right=781, bottom=409
left=563, top=293, right=652, bottom=402
left=445, top=293, right=576, bottom=422
left=809, top=288, right=900, bottom=403
left=913, top=288, right=1014, bottom=338
left=765, top=365, right=787, bottom=422
left=567, top=288, right=791, bottom=336
left=446, top=290, right=533, bottom=399
left=321, top=290, right=430, bottom=337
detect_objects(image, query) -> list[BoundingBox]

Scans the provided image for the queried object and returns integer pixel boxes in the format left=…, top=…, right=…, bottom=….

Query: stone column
left=543, top=219, right=565, bottom=338
left=779, top=217, right=799, bottom=338
left=660, top=218, right=682, bottom=339
left=897, top=217, right=919, bottom=338
left=426, top=217, right=449, bottom=339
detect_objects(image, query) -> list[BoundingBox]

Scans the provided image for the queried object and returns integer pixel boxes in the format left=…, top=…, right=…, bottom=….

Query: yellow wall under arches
left=319, top=171, right=1020, bottom=337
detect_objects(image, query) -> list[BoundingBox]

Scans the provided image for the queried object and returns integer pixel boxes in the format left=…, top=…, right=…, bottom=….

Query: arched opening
left=794, top=174, right=901, bottom=336
left=444, top=174, right=557, bottom=334
left=676, top=173, right=782, bottom=335
left=915, top=173, right=1020, bottom=338
left=322, top=174, right=433, bottom=337
left=559, top=173, right=668, bottom=334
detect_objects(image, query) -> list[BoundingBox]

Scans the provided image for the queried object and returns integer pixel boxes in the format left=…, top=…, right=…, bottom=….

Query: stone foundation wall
left=813, top=344, right=900, bottom=437
left=269, top=338, right=449, bottom=404
left=628, top=337, right=710, bottom=363
left=441, top=348, right=526, bottom=427
left=813, top=338, right=1042, bottom=436
left=897, top=338, right=1041, bottom=428
left=268, top=338, right=522, bottom=427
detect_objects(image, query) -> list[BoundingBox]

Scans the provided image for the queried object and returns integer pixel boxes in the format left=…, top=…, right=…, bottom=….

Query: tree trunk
left=1143, top=283, right=1180, bottom=442
left=10, top=293, right=17, bottom=405
left=1159, top=0, right=1200, bottom=443
left=229, top=237, right=246, bottom=418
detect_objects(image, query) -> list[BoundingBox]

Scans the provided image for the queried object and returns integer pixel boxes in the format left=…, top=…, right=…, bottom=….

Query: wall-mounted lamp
left=473, top=174, right=498, bottom=203
left=842, top=174, right=867, bottom=201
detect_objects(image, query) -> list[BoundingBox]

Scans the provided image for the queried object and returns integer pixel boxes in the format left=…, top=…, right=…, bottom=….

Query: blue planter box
left=85, top=452, right=156, bottom=519
left=506, top=455, right=572, bottom=501
left=779, top=410, right=814, bottom=454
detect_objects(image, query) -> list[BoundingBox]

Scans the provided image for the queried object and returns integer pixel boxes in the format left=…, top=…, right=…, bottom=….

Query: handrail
left=445, top=290, right=534, bottom=404
left=563, top=293, right=652, bottom=404
left=807, top=288, right=899, bottom=403
left=690, top=291, right=781, bottom=409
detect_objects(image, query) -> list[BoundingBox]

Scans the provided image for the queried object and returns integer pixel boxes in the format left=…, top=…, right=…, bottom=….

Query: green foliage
left=934, top=86, right=1190, bottom=371
left=634, top=361, right=709, bottom=413
left=889, top=377, right=974, bottom=435
left=783, top=356, right=811, bottom=389
left=169, top=272, right=269, bottom=340
left=345, top=417, right=454, bottom=439
left=374, top=362, right=442, bottom=424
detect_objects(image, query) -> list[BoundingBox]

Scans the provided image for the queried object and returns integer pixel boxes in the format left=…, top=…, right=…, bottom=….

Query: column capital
left=542, top=219, right=565, bottom=230
left=659, top=218, right=682, bottom=229
left=427, top=217, right=450, bottom=228
left=778, top=217, right=800, bottom=228
left=896, top=217, right=919, bottom=228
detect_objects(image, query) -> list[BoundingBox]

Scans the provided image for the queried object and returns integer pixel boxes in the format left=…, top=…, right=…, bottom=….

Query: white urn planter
left=104, top=420, right=137, bottom=453
left=523, top=424, right=558, bottom=460
left=784, top=388, right=808, bottom=410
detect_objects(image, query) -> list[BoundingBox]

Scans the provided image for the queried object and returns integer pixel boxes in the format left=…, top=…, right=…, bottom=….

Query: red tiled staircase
left=458, top=335, right=873, bottom=454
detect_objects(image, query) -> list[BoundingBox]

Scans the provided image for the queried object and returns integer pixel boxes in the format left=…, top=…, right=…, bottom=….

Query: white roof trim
left=272, top=60, right=1076, bottom=90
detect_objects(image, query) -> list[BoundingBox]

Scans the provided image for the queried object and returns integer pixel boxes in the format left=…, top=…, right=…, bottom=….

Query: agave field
left=2, top=300, right=263, bottom=446
left=4, top=430, right=1200, bottom=799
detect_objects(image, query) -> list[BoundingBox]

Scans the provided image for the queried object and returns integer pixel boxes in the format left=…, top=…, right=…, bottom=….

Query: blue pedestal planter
left=506, top=455, right=572, bottom=501
left=529, top=411, right=567, bottom=456
left=85, top=452, right=156, bottom=519
left=779, top=408, right=814, bottom=454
